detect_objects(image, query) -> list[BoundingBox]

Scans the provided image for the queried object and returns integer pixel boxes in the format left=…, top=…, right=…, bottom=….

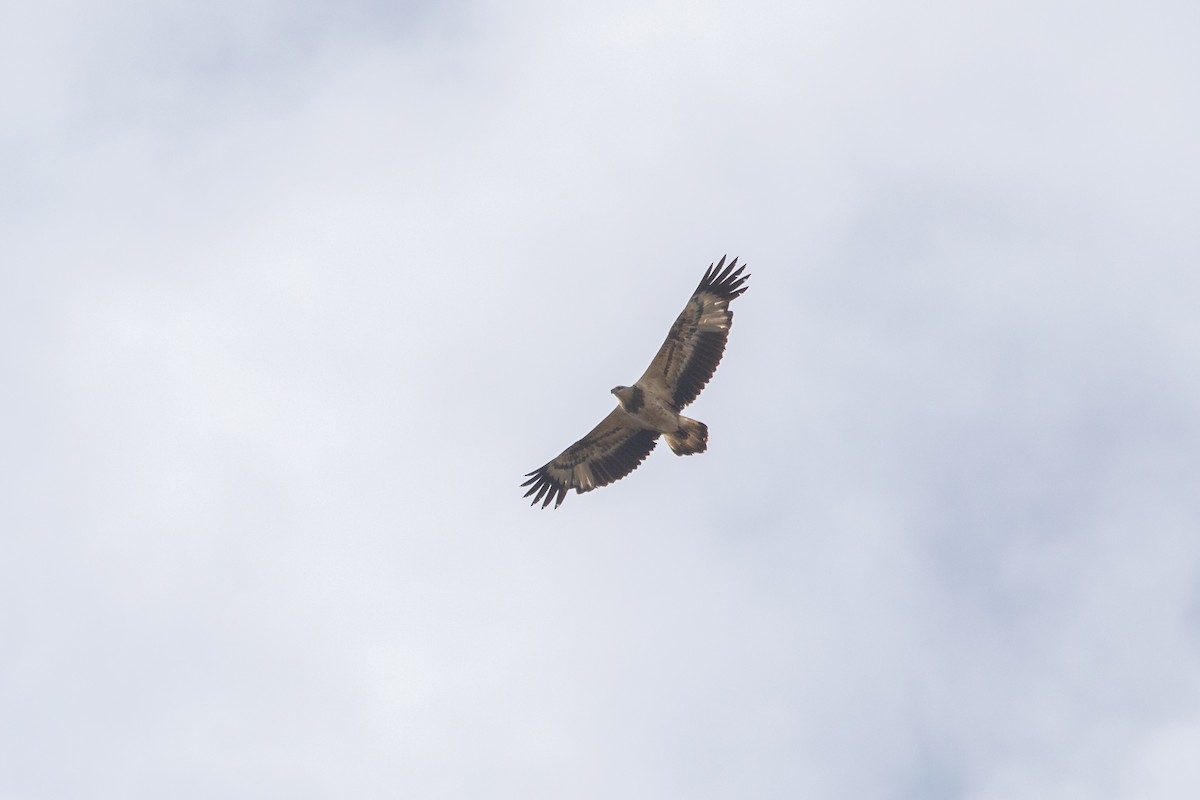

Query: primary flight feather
left=522, top=256, right=749, bottom=509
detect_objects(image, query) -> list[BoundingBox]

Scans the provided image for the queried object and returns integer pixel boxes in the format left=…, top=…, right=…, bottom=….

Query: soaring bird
left=522, top=256, right=749, bottom=509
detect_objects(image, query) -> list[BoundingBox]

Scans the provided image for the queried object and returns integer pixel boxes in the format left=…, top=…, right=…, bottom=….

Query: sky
left=3, top=0, right=1200, bottom=797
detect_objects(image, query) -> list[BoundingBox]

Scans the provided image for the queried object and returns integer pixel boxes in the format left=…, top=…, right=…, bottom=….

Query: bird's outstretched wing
left=636, top=256, right=749, bottom=410
left=521, top=408, right=659, bottom=509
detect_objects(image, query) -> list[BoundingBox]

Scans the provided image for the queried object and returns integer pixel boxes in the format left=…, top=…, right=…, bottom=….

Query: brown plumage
left=522, top=256, right=749, bottom=509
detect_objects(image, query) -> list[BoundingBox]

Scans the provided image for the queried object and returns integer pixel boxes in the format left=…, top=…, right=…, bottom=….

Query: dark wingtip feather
left=521, top=466, right=567, bottom=509
left=702, top=255, right=727, bottom=285
left=697, top=255, right=749, bottom=300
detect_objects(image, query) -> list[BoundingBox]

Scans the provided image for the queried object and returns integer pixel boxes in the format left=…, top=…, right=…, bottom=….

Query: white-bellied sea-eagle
left=522, top=256, right=749, bottom=509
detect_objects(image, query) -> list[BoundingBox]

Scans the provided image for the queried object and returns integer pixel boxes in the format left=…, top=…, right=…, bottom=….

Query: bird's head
left=610, top=385, right=642, bottom=411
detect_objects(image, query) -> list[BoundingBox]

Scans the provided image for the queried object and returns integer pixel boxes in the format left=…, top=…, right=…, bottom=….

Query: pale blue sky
left=3, top=1, right=1199, bottom=798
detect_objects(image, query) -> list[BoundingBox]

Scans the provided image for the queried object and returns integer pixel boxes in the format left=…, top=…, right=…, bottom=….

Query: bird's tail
left=665, top=417, right=708, bottom=456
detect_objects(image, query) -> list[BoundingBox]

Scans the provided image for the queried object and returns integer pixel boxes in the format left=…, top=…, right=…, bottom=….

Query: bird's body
left=611, top=385, right=707, bottom=456
left=522, top=257, right=749, bottom=509
left=612, top=385, right=678, bottom=436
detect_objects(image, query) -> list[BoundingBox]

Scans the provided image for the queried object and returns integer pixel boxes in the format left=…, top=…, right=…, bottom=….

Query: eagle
left=522, top=256, right=749, bottom=509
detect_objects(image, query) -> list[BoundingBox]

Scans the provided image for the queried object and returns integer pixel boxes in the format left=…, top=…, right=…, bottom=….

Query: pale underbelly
left=626, top=400, right=681, bottom=434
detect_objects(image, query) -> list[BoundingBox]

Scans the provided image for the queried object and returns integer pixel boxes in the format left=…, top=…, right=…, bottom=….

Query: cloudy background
left=4, top=0, right=1199, bottom=797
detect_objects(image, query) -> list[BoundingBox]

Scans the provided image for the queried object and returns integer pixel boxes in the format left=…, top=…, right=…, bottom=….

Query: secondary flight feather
left=522, top=256, right=749, bottom=509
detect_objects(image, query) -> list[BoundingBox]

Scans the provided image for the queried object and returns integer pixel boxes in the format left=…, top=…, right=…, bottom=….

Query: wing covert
left=637, top=256, right=749, bottom=409
left=521, top=408, right=660, bottom=509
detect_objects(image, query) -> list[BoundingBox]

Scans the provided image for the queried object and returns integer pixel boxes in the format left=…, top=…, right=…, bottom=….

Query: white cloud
left=3, top=0, right=1199, bottom=797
